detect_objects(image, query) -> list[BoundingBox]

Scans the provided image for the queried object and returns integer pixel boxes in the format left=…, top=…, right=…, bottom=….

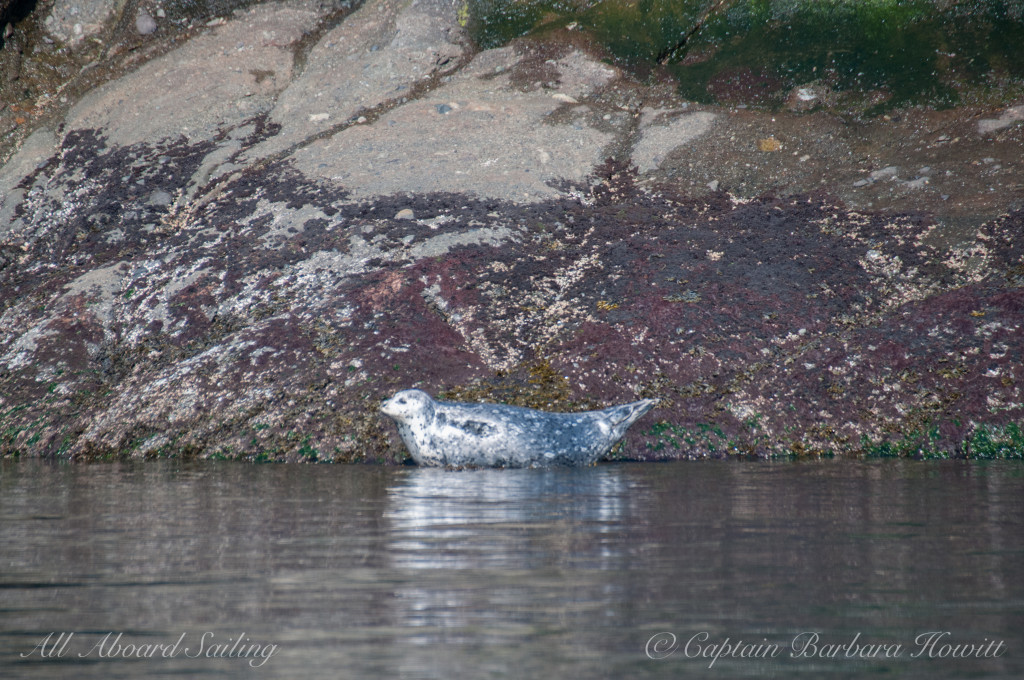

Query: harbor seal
left=380, top=389, right=658, bottom=468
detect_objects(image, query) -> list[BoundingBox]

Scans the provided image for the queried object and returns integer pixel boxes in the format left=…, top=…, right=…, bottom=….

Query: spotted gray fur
left=380, top=389, right=658, bottom=468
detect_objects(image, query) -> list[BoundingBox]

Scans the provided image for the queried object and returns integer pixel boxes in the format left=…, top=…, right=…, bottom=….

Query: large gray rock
left=247, top=0, right=466, bottom=160
left=0, top=128, right=56, bottom=238
left=1, top=0, right=1022, bottom=462
left=65, top=1, right=322, bottom=146
left=43, top=0, right=122, bottom=45
left=290, top=47, right=619, bottom=202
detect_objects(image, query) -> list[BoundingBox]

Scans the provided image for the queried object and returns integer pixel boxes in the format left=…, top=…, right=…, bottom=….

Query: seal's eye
left=397, top=398, right=406, bottom=404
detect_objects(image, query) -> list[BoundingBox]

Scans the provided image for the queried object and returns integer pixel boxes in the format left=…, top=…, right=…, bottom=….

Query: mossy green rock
left=468, top=0, right=1024, bottom=113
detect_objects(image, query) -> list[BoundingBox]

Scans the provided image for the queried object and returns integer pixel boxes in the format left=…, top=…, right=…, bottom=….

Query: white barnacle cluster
left=944, top=239, right=994, bottom=284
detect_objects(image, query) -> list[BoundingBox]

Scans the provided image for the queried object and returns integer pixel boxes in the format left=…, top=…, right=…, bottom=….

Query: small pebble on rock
left=148, top=190, right=173, bottom=206
left=869, top=166, right=899, bottom=181
left=395, top=209, right=415, bottom=220
left=136, top=10, right=158, bottom=35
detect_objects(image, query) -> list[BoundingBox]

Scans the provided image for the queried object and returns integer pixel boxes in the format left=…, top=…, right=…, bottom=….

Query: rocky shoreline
left=1, top=0, right=1022, bottom=461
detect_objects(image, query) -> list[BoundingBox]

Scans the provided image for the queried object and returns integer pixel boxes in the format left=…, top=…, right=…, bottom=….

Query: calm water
left=1, top=459, right=1022, bottom=678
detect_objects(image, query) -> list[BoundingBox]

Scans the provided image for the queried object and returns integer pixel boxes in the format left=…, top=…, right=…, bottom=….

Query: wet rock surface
left=1, top=0, right=1023, bottom=461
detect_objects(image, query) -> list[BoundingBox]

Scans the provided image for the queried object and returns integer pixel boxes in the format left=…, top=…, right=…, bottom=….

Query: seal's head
left=380, top=389, right=434, bottom=422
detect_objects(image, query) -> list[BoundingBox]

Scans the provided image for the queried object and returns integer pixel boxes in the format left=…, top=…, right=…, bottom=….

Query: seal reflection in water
left=380, top=389, right=658, bottom=468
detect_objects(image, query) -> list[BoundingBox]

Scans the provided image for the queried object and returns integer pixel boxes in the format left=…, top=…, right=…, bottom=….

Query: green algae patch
left=859, top=423, right=1024, bottom=460
left=466, top=0, right=1024, bottom=113
left=466, top=0, right=710, bottom=55
left=673, top=0, right=1024, bottom=112
left=642, top=419, right=755, bottom=458
left=962, top=423, right=1024, bottom=460
left=638, top=420, right=1024, bottom=460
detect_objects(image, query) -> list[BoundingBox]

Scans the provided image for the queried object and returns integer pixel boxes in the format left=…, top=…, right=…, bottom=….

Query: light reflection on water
left=0, top=459, right=1022, bottom=679
left=384, top=467, right=638, bottom=570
